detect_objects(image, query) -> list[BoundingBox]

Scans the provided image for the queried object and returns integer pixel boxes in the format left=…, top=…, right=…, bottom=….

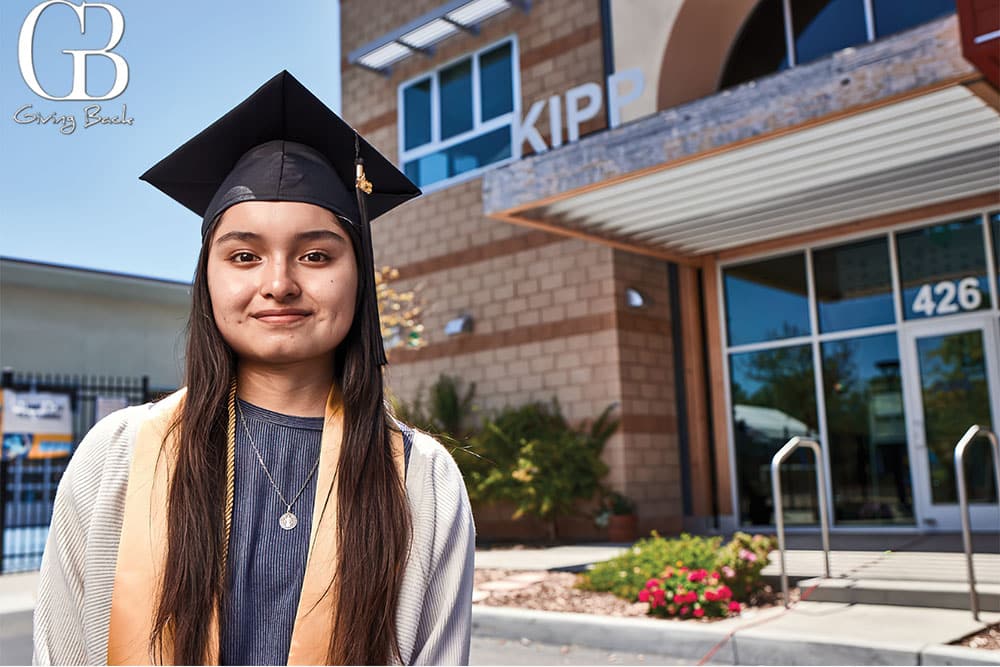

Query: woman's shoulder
left=394, top=424, right=458, bottom=473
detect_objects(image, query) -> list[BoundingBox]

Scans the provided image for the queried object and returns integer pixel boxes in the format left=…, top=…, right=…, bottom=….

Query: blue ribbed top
left=222, top=399, right=324, bottom=666
left=220, top=399, right=413, bottom=665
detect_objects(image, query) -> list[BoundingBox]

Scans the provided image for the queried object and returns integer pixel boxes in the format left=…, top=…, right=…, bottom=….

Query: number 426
left=912, top=277, right=983, bottom=317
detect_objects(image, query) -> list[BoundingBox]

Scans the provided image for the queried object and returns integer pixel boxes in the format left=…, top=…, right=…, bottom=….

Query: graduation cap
left=140, top=70, right=421, bottom=366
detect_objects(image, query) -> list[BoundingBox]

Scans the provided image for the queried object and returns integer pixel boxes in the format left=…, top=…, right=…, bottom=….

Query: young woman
left=32, top=71, right=476, bottom=666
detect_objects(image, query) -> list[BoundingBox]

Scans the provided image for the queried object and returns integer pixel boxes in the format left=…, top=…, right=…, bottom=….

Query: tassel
left=355, top=154, right=387, bottom=367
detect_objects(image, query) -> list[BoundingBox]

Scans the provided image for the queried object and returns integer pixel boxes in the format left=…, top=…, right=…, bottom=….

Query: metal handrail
left=771, top=437, right=831, bottom=608
left=954, top=424, right=1000, bottom=621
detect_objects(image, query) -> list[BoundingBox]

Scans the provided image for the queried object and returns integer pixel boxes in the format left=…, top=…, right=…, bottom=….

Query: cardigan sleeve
left=409, top=444, right=476, bottom=666
left=33, top=409, right=131, bottom=666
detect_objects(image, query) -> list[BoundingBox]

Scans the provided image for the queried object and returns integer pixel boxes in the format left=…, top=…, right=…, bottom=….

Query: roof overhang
left=483, top=16, right=1000, bottom=266
left=0, top=257, right=191, bottom=305
left=347, top=0, right=529, bottom=75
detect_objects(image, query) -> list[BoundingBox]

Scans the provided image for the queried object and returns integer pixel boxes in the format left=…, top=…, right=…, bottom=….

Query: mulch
left=956, top=623, right=1000, bottom=650
left=473, top=568, right=781, bottom=621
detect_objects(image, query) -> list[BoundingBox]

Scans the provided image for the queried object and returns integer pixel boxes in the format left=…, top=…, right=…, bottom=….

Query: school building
left=341, top=0, right=1000, bottom=538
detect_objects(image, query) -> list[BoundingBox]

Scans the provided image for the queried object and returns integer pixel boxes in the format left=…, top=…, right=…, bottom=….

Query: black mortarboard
left=140, top=70, right=421, bottom=366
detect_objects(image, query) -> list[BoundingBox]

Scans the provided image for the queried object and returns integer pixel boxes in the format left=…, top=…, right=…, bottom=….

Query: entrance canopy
left=483, top=19, right=1000, bottom=265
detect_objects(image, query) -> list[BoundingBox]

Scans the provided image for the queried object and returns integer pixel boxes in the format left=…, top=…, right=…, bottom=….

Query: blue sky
left=2, top=0, right=341, bottom=282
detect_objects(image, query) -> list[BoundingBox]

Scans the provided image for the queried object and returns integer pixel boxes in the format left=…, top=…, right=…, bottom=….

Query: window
left=791, top=0, right=868, bottom=65
left=730, top=345, right=819, bottom=525
left=723, top=213, right=999, bottom=527
left=399, top=38, right=518, bottom=190
left=895, top=218, right=992, bottom=320
left=813, top=237, right=894, bottom=332
left=719, top=0, right=955, bottom=90
left=872, top=0, right=955, bottom=39
left=821, top=333, right=912, bottom=524
left=724, top=253, right=810, bottom=346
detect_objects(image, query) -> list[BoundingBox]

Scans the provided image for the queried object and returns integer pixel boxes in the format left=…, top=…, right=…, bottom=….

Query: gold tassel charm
left=356, top=162, right=373, bottom=195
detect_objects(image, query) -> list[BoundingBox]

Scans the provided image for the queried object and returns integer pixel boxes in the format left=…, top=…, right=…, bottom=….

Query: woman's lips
left=253, top=310, right=311, bottom=324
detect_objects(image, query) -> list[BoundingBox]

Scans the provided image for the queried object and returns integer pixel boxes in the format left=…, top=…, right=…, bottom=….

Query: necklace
left=237, top=401, right=321, bottom=530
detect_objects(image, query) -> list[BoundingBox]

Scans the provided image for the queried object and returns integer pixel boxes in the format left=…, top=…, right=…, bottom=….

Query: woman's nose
left=260, top=260, right=301, bottom=300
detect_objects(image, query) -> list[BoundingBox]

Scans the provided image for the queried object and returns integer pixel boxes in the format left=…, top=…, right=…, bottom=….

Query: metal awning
left=486, top=85, right=1000, bottom=264
left=482, top=17, right=1000, bottom=265
left=348, top=0, right=529, bottom=75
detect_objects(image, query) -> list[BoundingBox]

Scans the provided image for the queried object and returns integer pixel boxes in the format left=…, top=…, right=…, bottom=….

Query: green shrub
left=578, top=532, right=722, bottom=601
left=715, top=532, right=776, bottom=602
left=464, top=399, right=618, bottom=541
left=389, top=374, right=477, bottom=451
left=579, top=531, right=776, bottom=607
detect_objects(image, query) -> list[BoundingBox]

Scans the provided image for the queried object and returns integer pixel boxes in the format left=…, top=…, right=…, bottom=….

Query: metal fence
left=1, top=370, right=151, bottom=574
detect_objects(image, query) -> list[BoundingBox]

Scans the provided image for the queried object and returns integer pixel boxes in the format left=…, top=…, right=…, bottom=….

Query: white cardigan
left=32, top=402, right=476, bottom=665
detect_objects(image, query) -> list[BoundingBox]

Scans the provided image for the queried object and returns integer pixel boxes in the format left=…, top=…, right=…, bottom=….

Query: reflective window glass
left=916, top=329, right=996, bottom=504
left=896, top=218, right=991, bottom=320
left=731, top=344, right=819, bottom=525
left=822, top=333, right=914, bottom=524
left=403, top=78, right=432, bottom=150
left=403, top=126, right=510, bottom=188
left=718, top=0, right=789, bottom=90
left=439, top=59, right=474, bottom=140
left=724, top=253, right=810, bottom=346
left=873, top=0, right=955, bottom=38
left=791, top=0, right=868, bottom=65
left=480, top=42, right=513, bottom=121
left=814, top=237, right=894, bottom=332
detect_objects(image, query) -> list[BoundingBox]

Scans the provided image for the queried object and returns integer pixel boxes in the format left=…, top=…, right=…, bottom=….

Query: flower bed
left=577, top=531, right=777, bottom=620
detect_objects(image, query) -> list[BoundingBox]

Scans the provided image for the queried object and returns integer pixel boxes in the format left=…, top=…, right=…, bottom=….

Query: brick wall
left=342, top=0, right=682, bottom=539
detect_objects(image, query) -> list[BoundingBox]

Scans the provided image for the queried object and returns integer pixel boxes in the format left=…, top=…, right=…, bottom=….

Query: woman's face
left=206, top=200, right=358, bottom=368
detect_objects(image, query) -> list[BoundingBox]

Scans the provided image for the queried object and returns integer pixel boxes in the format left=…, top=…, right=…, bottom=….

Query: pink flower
left=694, top=608, right=705, bottom=618
left=653, top=589, right=666, bottom=606
left=722, top=565, right=736, bottom=578
left=705, top=590, right=718, bottom=602
left=688, top=569, right=708, bottom=583
left=680, top=605, right=690, bottom=615
left=717, top=585, right=733, bottom=600
left=728, top=601, right=741, bottom=613
left=662, top=566, right=674, bottom=578
left=646, top=578, right=660, bottom=589
left=673, top=592, right=685, bottom=604
left=638, top=589, right=650, bottom=603
left=739, top=548, right=758, bottom=563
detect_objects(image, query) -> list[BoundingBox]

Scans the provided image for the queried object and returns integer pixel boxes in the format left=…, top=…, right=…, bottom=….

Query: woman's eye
left=302, top=251, right=330, bottom=262
left=232, top=252, right=258, bottom=263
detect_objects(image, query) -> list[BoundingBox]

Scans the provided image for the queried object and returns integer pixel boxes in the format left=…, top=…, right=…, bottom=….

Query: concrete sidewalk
left=6, top=540, right=1000, bottom=666
left=473, top=603, right=1000, bottom=665
left=472, top=542, right=1000, bottom=665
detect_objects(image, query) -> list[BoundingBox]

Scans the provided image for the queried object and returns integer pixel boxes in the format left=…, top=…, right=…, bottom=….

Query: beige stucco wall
left=0, top=283, right=188, bottom=388
left=611, top=0, right=759, bottom=121
left=610, top=0, right=684, bottom=124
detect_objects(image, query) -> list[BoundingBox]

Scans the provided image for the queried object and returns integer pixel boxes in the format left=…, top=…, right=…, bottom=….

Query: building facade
left=341, top=0, right=1000, bottom=537
left=0, top=257, right=189, bottom=391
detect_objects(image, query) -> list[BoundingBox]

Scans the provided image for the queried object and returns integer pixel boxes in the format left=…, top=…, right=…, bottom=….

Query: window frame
left=716, top=206, right=1000, bottom=531
left=397, top=34, right=522, bottom=194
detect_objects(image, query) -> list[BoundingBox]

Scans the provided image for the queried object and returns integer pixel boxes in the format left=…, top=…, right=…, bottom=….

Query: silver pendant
left=279, top=511, right=298, bottom=530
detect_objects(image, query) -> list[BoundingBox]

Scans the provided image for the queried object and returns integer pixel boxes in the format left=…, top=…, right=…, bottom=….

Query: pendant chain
left=237, top=402, right=321, bottom=529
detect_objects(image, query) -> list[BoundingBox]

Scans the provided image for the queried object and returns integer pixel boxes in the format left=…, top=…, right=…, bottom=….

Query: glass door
left=902, top=316, right=1000, bottom=530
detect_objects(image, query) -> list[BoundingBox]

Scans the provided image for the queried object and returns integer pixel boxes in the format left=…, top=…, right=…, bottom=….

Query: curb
left=471, top=605, right=1000, bottom=666
left=472, top=606, right=734, bottom=663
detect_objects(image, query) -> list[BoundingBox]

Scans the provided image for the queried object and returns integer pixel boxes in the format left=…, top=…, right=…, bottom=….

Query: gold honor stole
left=107, top=386, right=405, bottom=665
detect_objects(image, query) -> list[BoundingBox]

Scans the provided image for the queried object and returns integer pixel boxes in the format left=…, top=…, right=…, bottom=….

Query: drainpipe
left=599, top=0, right=615, bottom=128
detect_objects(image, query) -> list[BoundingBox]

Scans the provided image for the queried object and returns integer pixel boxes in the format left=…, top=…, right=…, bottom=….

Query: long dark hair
left=152, top=214, right=412, bottom=665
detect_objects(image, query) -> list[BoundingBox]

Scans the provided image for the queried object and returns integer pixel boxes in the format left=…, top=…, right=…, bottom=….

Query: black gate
left=0, top=370, right=150, bottom=573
